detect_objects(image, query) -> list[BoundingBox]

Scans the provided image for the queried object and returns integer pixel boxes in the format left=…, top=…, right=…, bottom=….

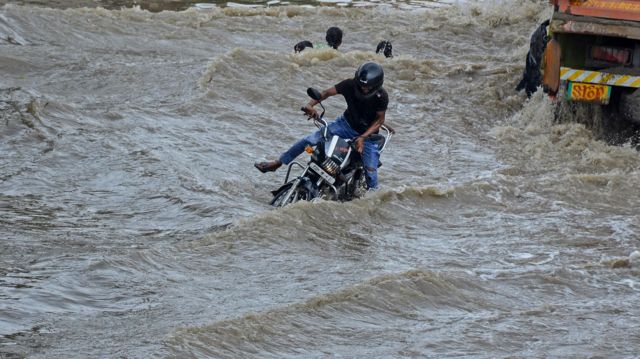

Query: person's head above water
left=325, top=27, right=343, bottom=49
left=294, top=40, right=313, bottom=53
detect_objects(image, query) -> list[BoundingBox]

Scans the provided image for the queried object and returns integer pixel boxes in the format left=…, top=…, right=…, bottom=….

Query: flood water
left=1, top=0, right=640, bottom=358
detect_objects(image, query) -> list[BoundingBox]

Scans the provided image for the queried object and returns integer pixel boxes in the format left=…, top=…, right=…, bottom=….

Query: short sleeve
left=335, top=79, right=351, bottom=95
left=375, top=91, right=389, bottom=112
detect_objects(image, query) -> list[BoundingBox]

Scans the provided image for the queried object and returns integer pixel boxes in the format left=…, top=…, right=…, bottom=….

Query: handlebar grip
left=301, top=107, right=320, bottom=121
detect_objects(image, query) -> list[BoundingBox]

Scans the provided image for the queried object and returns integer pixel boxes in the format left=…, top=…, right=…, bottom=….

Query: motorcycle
left=270, top=87, right=393, bottom=207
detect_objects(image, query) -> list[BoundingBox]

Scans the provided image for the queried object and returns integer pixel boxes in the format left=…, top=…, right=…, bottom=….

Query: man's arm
left=355, top=110, right=385, bottom=153
left=303, top=86, right=338, bottom=118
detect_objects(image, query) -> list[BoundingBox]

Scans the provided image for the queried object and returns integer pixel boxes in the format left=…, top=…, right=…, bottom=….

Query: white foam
left=194, top=3, right=217, bottom=9
left=512, top=252, right=535, bottom=260
left=619, top=279, right=638, bottom=290
left=226, top=2, right=262, bottom=7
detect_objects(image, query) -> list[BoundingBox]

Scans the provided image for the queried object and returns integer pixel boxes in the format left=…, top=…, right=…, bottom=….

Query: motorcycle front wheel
left=270, top=178, right=312, bottom=207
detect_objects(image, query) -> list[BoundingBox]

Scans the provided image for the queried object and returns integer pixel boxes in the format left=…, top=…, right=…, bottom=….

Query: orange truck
left=544, top=0, right=640, bottom=118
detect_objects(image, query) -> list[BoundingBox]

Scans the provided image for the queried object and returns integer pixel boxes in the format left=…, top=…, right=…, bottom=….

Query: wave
left=0, top=87, right=56, bottom=151
left=161, top=268, right=494, bottom=358
left=491, top=91, right=640, bottom=174
left=184, top=183, right=456, bottom=253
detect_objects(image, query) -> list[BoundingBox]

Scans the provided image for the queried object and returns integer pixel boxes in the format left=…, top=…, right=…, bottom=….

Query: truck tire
left=619, top=89, right=640, bottom=125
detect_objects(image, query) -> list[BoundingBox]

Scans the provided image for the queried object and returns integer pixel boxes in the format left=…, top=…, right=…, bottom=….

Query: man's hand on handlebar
left=301, top=104, right=318, bottom=120
left=354, top=136, right=365, bottom=154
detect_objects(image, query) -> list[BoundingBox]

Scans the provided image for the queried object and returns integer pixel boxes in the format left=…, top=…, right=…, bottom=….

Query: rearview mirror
left=307, top=87, right=322, bottom=101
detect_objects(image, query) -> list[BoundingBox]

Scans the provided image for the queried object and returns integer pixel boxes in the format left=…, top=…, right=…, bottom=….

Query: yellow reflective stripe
left=583, top=72, right=599, bottom=83
left=559, top=67, right=640, bottom=88
left=615, top=76, right=631, bottom=86
left=594, top=74, right=607, bottom=84
left=568, top=70, right=584, bottom=81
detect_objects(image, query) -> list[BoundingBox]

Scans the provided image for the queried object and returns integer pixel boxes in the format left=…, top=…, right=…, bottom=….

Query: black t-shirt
left=335, top=78, right=389, bottom=134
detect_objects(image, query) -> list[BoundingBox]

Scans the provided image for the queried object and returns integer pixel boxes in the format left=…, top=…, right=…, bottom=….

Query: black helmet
left=354, top=62, right=384, bottom=100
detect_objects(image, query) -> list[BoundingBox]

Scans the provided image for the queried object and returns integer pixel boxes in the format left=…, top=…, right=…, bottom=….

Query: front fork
left=284, top=160, right=339, bottom=199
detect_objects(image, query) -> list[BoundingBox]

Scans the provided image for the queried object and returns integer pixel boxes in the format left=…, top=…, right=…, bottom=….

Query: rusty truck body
left=544, top=0, right=640, bottom=118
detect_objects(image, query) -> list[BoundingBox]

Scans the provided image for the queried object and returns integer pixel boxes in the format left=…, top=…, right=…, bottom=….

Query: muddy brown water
left=1, top=1, right=639, bottom=358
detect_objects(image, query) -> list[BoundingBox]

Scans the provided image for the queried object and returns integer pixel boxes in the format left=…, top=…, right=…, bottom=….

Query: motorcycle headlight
left=321, top=158, right=340, bottom=176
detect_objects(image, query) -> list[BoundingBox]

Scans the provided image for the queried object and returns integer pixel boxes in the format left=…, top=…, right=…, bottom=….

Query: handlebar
left=300, top=106, right=326, bottom=128
left=299, top=100, right=393, bottom=152
left=300, top=106, right=318, bottom=119
left=378, top=124, right=393, bottom=153
left=382, top=123, right=396, bottom=134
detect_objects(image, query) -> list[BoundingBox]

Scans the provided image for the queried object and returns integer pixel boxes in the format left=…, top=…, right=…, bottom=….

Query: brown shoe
left=254, top=160, right=282, bottom=173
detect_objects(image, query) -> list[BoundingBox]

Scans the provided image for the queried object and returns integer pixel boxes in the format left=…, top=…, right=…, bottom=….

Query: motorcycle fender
left=270, top=177, right=318, bottom=199
left=271, top=181, right=294, bottom=197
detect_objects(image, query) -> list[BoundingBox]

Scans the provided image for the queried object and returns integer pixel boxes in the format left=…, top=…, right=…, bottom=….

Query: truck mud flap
left=543, top=38, right=561, bottom=96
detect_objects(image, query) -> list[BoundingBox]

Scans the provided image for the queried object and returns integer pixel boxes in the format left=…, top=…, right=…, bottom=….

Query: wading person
left=254, top=62, right=389, bottom=190
left=294, top=26, right=343, bottom=53
left=516, top=20, right=550, bottom=97
left=376, top=40, right=393, bottom=58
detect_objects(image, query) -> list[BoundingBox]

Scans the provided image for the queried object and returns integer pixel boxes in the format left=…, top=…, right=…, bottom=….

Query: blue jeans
left=279, top=115, right=380, bottom=189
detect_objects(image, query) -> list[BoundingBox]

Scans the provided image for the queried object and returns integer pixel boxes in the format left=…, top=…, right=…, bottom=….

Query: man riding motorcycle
left=254, top=62, right=389, bottom=190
